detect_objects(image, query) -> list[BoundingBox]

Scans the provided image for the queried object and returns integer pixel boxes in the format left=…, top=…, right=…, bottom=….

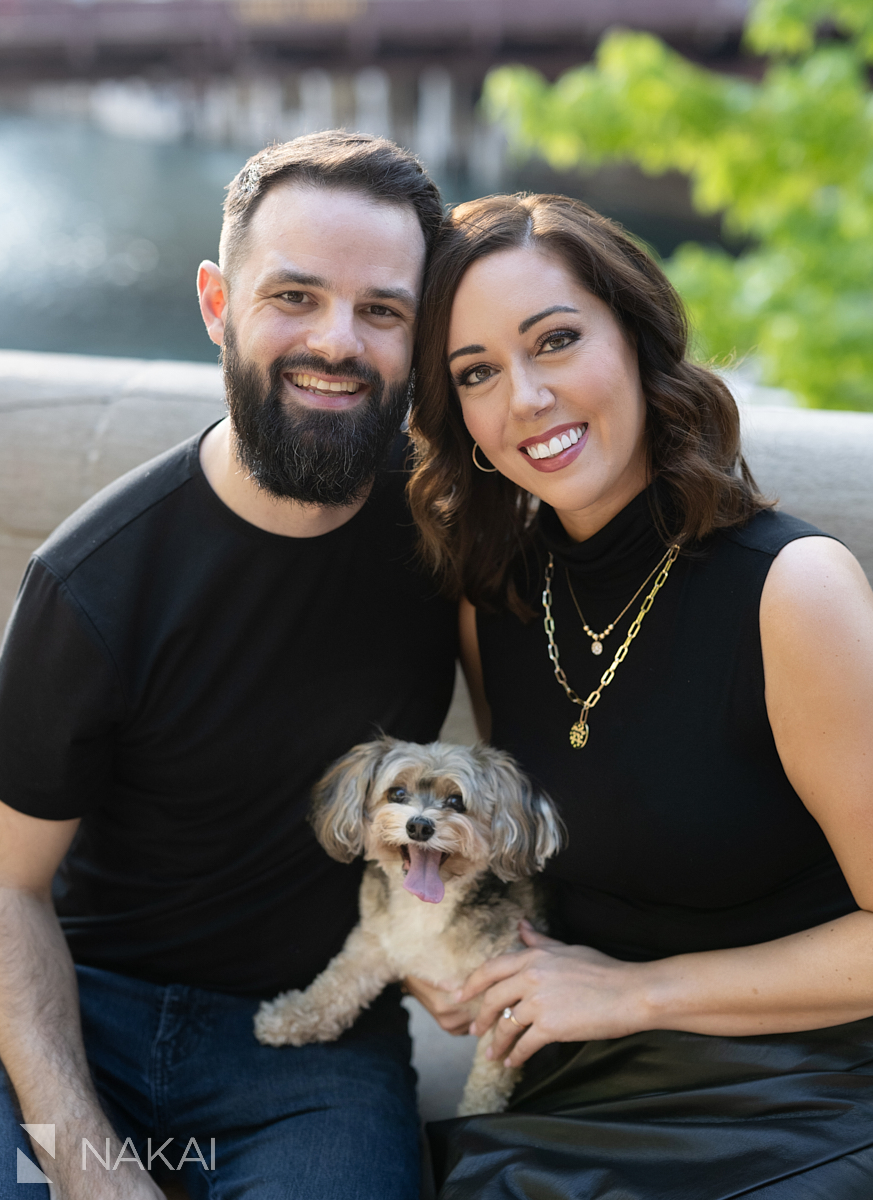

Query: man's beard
left=221, top=325, right=409, bottom=508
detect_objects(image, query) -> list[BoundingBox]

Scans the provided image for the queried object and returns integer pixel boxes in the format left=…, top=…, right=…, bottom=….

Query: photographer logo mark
left=17, top=1124, right=54, bottom=1187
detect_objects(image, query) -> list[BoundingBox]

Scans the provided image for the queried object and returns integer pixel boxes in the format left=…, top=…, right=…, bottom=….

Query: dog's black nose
left=406, top=815, right=435, bottom=841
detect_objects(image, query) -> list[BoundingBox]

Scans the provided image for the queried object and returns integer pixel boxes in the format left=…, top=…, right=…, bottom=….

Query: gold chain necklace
left=542, top=545, right=680, bottom=749
left=565, top=545, right=674, bottom=655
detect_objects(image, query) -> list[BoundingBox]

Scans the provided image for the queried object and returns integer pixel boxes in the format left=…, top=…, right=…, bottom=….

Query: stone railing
left=2, top=349, right=872, bottom=632
left=0, top=351, right=225, bottom=626
left=2, top=348, right=873, bottom=1137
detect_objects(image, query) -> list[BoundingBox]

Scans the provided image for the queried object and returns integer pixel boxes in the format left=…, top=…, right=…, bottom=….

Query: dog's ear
left=478, top=746, right=566, bottom=881
left=310, top=737, right=395, bottom=862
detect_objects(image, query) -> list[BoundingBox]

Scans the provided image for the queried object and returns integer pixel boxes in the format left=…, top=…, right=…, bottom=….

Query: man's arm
left=0, top=800, right=164, bottom=1198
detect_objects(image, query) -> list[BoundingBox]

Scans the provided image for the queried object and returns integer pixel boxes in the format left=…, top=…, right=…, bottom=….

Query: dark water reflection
left=0, top=111, right=724, bottom=364
left=0, top=113, right=245, bottom=363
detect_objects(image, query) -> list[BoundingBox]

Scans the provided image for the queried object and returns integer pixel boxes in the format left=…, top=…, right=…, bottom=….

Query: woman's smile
left=447, top=245, right=649, bottom=540
left=518, top=422, right=589, bottom=470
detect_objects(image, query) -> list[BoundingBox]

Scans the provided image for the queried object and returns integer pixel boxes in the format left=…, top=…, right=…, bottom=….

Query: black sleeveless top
left=477, top=490, right=858, bottom=961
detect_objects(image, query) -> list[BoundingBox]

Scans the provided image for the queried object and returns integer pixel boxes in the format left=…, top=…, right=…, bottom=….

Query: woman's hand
left=403, top=975, right=479, bottom=1035
left=458, top=921, right=649, bottom=1067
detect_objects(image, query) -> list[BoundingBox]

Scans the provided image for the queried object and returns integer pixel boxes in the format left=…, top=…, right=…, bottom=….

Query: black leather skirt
left=428, top=1018, right=873, bottom=1199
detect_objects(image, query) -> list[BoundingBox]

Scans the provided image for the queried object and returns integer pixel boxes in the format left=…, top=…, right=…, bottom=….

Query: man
left=0, top=132, right=457, bottom=1199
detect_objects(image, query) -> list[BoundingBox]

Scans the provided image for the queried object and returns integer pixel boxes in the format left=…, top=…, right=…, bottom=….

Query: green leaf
left=482, top=0, right=873, bottom=409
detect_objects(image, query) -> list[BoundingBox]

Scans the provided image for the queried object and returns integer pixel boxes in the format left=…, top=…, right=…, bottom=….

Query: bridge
left=0, top=0, right=750, bottom=82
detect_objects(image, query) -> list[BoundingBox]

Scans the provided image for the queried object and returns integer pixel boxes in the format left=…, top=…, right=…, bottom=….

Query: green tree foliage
left=484, top=0, right=873, bottom=409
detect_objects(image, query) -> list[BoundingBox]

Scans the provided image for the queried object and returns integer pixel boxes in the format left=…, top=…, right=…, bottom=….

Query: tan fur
left=254, top=738, right=565, bottom=1116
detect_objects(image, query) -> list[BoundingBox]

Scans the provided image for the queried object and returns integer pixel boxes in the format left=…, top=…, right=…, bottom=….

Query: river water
left=0, top=104, right=720, bottom=364
left=0, top=111, right=245, bottom=363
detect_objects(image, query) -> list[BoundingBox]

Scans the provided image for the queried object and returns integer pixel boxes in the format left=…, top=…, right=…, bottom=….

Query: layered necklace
left=542, top=544, right=680, bottom=749
left=564, top=545, right=674, bottom=656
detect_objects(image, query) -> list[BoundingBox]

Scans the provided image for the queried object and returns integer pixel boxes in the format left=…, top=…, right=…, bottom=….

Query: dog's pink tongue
left=403, top=845, right=445, bottom=903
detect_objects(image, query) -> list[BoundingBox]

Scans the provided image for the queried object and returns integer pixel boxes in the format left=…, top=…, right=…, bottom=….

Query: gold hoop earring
left=471, top=443, right=498, bottom=473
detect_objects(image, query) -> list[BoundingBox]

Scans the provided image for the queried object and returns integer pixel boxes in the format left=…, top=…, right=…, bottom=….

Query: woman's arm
left=460, top=536, right=873, bottom=1067
left=459, top=597, right=491, bottom=741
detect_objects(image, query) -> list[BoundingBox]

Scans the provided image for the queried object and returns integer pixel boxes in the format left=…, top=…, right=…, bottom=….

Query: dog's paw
left=254, top=991, right=325, bottom=1046
left=457, top=1089, right=510, bottom=1117
left=457, top=1063, right=521, bottom=1116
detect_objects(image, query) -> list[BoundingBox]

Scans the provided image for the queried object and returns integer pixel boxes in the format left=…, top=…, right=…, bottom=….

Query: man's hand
left=402, top=976, right=478, bottom=1035
left=45, top=1143, right=167, bottom=1200
left=19, top=1109, right=169, bottom=1200
left=0, top=801, right=165, bottom=1200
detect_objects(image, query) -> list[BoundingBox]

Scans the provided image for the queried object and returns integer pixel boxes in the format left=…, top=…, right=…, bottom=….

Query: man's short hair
left=220, top=130, right=443, bottom=279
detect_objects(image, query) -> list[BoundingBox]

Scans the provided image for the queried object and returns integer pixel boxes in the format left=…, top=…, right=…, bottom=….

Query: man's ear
left=198, top=261, right=228, bottom=347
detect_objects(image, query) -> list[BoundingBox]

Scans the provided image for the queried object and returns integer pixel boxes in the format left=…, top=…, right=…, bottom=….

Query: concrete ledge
left=0, top=350, right=224, bottom=625
left=1, top=349, right=872, bottom=1132
left=2, top=350, right=872, bottom=630
left=740, top=404, right=873, bottom=578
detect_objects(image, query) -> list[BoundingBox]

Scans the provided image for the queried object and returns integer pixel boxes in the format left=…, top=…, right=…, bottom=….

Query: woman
left=405, top=194, right=873, bottom=1199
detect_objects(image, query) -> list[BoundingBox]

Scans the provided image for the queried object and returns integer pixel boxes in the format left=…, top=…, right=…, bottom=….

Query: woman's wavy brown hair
left=407, top=193, right=770, bottom=618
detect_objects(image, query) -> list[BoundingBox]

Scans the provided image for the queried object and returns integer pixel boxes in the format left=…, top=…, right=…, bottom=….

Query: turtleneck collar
left=536, top=484, right=671, bottom=601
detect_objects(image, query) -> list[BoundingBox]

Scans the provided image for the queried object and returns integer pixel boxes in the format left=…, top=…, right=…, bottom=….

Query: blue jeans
left=0, top=964, right=420, bottom=1199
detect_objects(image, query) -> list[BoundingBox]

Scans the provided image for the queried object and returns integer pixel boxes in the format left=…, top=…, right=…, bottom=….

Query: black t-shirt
left=0, top=430, right=457, bottom=996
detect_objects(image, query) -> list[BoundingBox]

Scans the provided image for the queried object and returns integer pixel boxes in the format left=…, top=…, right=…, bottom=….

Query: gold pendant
left=569, top=718, right=589, bottom=749
left=591, top=640, right=603, bottom=656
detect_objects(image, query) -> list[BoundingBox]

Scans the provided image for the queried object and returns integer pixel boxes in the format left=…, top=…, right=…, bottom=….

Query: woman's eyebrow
left=447, top=304, right=580, bottom=364
left=448, top=343, right=486, bottom=364
left=518, top=305, right=579, bottom=334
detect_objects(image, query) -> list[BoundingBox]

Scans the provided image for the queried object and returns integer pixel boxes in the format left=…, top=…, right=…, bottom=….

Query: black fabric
left=430, top=1018, right=873, bottom=1199
left=433, top=491, right=873, bottom=1197
left=478, top=490, right=857, bottom=960
left=0, top=430, right=457, bottom=997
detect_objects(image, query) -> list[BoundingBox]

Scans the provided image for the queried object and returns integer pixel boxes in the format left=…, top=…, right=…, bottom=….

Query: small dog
left=254, top=737, right=565, bottom=1116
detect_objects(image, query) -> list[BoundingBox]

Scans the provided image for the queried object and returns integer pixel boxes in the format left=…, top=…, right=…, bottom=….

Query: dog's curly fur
left=254, top=737, right=565, bottom=1115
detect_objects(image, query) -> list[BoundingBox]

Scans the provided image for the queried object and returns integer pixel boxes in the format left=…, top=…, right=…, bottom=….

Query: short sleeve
left=0, top=557, right=126, bottom=820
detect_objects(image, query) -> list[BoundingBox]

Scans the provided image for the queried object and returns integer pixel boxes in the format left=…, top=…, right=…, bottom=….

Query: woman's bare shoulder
left=761, top=534, right=873, bottom=907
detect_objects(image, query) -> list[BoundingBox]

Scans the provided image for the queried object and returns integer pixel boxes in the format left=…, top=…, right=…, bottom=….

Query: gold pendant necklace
left=565, top=545, right=675, bottom=655
left=542, top=545, right=679, bottom=749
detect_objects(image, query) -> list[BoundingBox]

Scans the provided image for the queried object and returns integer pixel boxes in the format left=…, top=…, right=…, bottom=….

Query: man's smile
left=289, top=372, right=362, bottom=396
left=283, top=370, right=368, bottom=408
